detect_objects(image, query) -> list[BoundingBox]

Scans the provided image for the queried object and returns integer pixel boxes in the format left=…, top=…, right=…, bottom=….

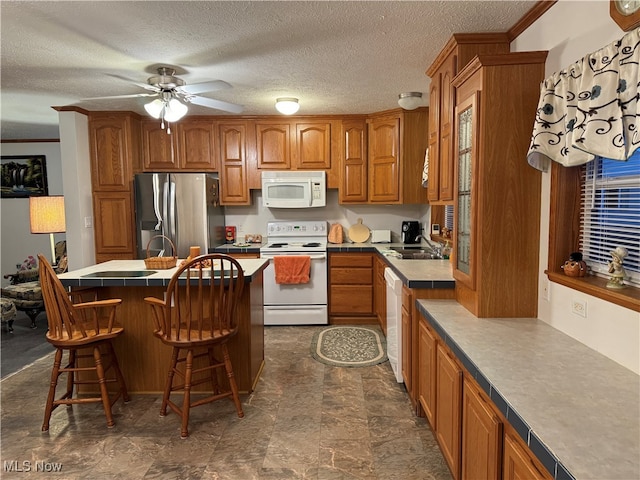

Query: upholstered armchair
left=1, top=241, right=67, bottom=332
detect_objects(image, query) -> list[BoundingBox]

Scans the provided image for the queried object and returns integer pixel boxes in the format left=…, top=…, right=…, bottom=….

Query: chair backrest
left=151, top=254, right=245, bottom=343
left=38, top=253, right=116, bottom=342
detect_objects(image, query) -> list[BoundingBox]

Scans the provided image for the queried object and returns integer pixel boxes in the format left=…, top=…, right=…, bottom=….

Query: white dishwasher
left=384, top=267, right=403, bottom=383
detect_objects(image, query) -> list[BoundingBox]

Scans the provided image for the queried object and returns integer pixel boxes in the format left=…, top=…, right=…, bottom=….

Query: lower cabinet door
left=503, top=433, right=552, bottom=480
left=436, top=343, right=462, bottom=479
left=461, top=377, right=502, bottom=480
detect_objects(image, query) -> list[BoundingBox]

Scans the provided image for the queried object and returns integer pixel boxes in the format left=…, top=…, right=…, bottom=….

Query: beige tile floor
left=0, top=326, right=452, bottom=479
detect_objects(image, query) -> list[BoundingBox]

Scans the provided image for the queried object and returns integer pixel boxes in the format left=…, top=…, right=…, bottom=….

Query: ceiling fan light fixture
left=163, top=98, right=188, bottom=122
left=144, top=98, right=164, bottom=119
left=398, top=92, right=423, bottom=110
left=275, top=97, right=300, bottom=115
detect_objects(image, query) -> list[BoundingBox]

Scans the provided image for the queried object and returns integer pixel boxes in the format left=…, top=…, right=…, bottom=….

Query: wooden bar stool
left=145, top=254, right=245, bottom=438
left=38, top=254, right=129, bottom=432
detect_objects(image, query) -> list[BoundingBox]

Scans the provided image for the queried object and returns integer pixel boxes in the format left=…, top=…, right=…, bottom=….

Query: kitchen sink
left=390, top=247, right=441, bottom=260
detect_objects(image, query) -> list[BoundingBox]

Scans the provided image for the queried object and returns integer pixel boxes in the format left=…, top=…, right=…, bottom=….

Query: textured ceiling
left=0, top=1, right=538, bottom=140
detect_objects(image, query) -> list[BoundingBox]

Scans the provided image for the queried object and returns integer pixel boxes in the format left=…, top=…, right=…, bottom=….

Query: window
left=580, top=152, right=640, bottom=287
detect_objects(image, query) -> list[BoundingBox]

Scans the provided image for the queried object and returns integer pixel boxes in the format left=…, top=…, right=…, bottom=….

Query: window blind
left=580, top=152, right=640, bottom=287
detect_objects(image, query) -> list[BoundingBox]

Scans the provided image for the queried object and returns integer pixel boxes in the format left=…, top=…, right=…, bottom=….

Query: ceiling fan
left=86, top=67, right=244, bottom=128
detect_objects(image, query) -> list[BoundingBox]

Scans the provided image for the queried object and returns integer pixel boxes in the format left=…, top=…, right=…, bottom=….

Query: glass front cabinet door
left=453, top=91, right=479, bottom=290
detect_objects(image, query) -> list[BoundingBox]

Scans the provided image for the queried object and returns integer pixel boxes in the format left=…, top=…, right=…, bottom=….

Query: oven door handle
left=261, top=253, right=326, bottom=260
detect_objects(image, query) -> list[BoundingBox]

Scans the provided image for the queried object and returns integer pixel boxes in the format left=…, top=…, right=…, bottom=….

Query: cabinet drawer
left=330, top=254, right=373, bottom=268
left=331, top=267, right=373, bottom=285
left=330, top=285, right=374, bottom=314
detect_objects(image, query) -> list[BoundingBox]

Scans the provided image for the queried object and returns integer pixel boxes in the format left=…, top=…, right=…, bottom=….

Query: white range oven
left=260, top=221, right=328, bottom=325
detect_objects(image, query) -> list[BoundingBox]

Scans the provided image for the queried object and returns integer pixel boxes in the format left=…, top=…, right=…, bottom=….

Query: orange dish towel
left=274, top=255, right=311, bottom=284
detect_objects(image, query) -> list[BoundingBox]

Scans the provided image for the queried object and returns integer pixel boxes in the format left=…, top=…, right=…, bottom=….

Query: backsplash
left=225, top=190, right=430, bottom=243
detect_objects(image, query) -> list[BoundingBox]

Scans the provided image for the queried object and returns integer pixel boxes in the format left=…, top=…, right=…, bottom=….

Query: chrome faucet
left=415, top=235, right=443, bottom=258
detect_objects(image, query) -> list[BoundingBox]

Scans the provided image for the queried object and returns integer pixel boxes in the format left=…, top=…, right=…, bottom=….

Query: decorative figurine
left=606, top=247, right=628, bottom=289
left=562, top=252, right=587, bottom=277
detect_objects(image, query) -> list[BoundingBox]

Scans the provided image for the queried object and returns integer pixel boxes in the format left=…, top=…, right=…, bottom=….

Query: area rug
left=311, top=326, right=388, bottom=367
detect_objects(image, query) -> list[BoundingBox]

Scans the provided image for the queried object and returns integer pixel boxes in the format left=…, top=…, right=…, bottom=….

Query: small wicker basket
left=144, top=235, right=177, bottom=270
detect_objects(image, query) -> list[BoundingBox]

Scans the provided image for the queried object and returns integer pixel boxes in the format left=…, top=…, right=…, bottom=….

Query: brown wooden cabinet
left=178, top=119, right=217, bottom=170
left=328, top=253, right=375, bottom=323
left=142, top=118, right=217, bottom=171
left=418, top=318, right=438, bottom=429
left=367, top=108, right=429, bottom=205
left=218, top=121, right=252, bottom=205
left=89, top=113, right=139, bottom=191
left=503, top=433, right=552, bottom=480
left=401, top=286, right=413, bottom=396
left=373, top=255, right=387, bottom=333
left=339, top=118, right=368, bottom=203
left=92, top=191, right=136, bottom=263
left=451, top=52, right=547, bottom=318
left=88, top=113, right=140, bottom=262
left=141, top=120, right=177, bottom=170
left=426, top=33, right=510, bottom=205
left=255, top=119, right=332, bottom=171
left=436, top=342, right=462, bottom=480
left=462, top=376, right=502, bottom=480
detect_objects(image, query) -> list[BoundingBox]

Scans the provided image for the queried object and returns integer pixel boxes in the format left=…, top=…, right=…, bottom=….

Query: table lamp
left=29, top=196, right=66, bottom=266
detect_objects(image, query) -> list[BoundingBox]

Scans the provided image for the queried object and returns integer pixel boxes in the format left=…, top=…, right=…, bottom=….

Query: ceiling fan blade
left=189, top=95, right=244, bottom=114
left=180, top=80, right=232, bottom=95
left=83, top=93, right=157, bottom=100
left=106, top=73, right=159, bottom=92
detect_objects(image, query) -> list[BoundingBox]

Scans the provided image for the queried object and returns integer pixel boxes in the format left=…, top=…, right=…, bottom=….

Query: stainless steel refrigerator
left=134, top=173, right=225, bottom=259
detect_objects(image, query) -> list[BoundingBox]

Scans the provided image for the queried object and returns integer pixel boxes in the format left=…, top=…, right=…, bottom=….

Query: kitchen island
left=57, top=258, right=268, bottom=394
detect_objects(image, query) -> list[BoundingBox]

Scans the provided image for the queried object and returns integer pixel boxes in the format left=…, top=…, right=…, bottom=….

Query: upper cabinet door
left=89, top=115, right=134, bottom=191
left=453, top=91, right=479, bottom=291
left=294, top=122, right=331, bottom=169
left=368, top=116, right=400, bottom=203
left=142, top=120, right=178, bottom=171
left=339, top=119, right=368, bottom=203
left=256, top=122, right=291, bottom=170
left=178, top=120, right=217, bottom=170
left=218, top=122, right=250, bottom=205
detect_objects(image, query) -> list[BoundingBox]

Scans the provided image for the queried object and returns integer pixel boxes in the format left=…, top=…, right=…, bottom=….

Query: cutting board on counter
left=348, top=218, right=370, bottom=243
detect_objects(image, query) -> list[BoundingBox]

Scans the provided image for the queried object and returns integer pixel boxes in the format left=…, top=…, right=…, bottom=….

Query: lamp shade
left=144, top=99, right=164, bottom=119
left=163, top=98, right=188, bottom=122
left=29, top=196, right=66, bottom=234
left=398, top=92, right=423, bottom=110
left=275, top=98, right=300, bottom=115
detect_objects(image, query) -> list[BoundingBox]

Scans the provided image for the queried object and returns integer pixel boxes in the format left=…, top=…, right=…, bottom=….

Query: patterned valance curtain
left=527, top=28, right=640, bottom=172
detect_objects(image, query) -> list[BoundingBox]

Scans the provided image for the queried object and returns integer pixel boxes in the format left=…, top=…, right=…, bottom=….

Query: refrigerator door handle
left=169, top=181, right=177, bottom=241
left=152, top=174, right=163, bottom=231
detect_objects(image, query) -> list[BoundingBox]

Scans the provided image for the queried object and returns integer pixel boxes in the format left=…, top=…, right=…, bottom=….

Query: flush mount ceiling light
left=275, top=97, right=300, bottom=115
left=144, top=91, right=188, bottom=133
left=398, top=92, right=423, bottom=110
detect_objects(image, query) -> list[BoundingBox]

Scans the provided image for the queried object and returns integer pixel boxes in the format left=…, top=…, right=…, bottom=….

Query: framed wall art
left=1, top=155, right=48, bottom=198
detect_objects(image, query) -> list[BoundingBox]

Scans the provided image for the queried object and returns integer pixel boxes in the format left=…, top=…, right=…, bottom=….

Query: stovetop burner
left=303, top=242, right=321, bottom=247
left=268, top=243, right=288, bottom=248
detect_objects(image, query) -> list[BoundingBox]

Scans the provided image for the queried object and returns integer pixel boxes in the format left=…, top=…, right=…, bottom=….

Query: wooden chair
left=144, top=254, right=245, bottom=438
left=38, top=254, right=129, bottom=432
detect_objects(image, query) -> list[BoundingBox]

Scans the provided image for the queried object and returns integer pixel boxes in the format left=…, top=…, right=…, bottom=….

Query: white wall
left=512, top=0, right=640, bottom=374
left=0, top=142, right=64, bottom=287
left=226, top=189, right=429, bottom=243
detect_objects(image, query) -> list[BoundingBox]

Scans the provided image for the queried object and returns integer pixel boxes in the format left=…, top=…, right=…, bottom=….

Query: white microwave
left=262, top=171, right=326, bottom=208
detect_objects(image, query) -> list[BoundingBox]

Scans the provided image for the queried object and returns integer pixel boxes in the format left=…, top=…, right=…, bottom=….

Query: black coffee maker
left=401, top=221, right=421, bottom=244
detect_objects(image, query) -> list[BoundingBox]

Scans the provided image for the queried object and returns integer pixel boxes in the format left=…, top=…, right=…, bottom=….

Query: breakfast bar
left=57, top=258, right=268, bottom=394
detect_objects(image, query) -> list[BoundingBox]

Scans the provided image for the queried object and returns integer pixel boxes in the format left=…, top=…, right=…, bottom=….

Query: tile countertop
left=417, top=299, right=640, bottom=480
left=327, top=242, right=455, bottom=289
left=57, top=259, right=269, bottom=288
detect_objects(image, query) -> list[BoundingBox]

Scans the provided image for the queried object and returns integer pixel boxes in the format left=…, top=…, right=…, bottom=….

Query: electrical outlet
left=542, top=279, right=550, bottom=302
left=571, top=299, right=587, bottom=318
